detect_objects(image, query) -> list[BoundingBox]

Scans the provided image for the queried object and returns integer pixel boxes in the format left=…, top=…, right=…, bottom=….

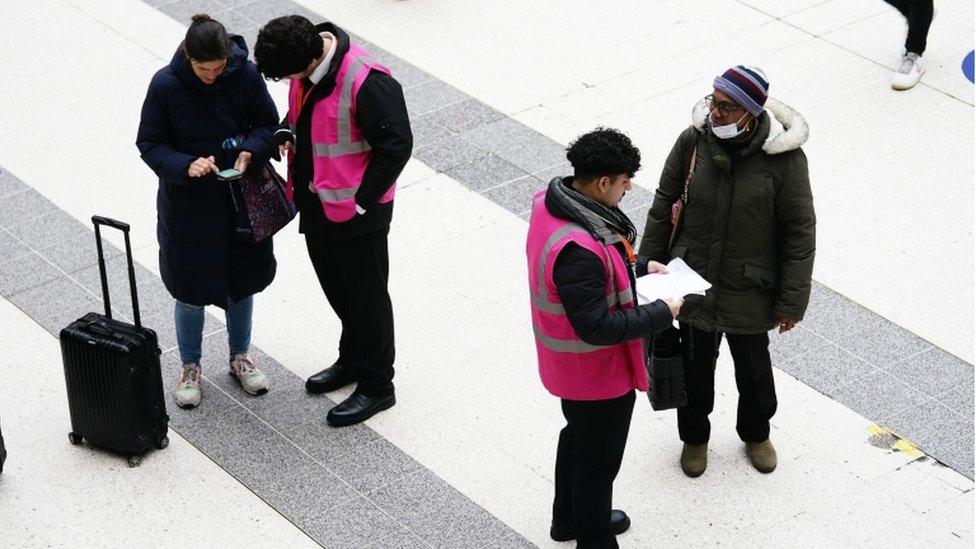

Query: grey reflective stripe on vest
left=533, top=323, right=609, bottom=354
left=308, top=184, right=358, bottom=202
left=311, top=56, right=372, bottom=160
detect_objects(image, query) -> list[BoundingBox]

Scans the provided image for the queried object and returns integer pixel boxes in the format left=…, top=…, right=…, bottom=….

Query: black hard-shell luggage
left=0, top=418, right=6, bottom=474
left=59, top=216, right=169, bottom=467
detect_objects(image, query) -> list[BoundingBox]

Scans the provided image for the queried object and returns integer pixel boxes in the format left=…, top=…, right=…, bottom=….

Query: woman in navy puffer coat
left=137, top=14, right=279, bottom=408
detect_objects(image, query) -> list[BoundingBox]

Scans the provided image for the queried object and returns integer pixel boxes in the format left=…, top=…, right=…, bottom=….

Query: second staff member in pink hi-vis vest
left=526, top=128, right=681, bottom=548
left=254, top=16, right=412, bottom=427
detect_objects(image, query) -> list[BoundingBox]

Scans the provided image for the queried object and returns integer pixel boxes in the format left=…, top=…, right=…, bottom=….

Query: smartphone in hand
left=216, top=168, right=243, bottom=181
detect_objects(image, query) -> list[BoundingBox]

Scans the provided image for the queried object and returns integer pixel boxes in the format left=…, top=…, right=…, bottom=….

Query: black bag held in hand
left=647, top=326, right=688, bottom=410
left=59, top=216, right=169, bottom=467
left=229, top=164, right=296, bottom=243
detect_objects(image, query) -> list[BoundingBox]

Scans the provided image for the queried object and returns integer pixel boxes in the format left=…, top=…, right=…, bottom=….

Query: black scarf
left=544, top=177, right=637, bottom=248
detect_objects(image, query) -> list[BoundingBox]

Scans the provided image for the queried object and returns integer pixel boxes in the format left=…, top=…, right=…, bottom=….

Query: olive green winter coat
left=639, top=98, right=816, bottom=334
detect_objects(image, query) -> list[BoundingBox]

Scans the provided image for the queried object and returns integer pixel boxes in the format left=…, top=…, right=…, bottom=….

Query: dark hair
left=254, top=16, right=324, bottom=79
left=184, top=14, right=231, bottom=62
left=566, top=127, right=641, bottom=181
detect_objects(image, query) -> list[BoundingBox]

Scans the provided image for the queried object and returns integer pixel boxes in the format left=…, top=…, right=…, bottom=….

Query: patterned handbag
left=234, top=164, right=296, bottom=243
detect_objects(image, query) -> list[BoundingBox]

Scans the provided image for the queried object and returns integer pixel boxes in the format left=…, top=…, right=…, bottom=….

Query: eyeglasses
left=704, top=94, right=742, bottom=115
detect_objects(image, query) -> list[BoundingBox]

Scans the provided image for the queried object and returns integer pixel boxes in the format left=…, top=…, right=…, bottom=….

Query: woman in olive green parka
left=639, top=66, right=815, bottom=478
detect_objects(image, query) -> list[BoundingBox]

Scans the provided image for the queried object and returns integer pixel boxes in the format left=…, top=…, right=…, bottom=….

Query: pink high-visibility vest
left=526, top=190, right=648, bottom=400
left=286, top=43, right=396, bottom=222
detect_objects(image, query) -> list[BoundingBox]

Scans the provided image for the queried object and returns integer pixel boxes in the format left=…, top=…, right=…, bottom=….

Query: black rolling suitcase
left=59, top=216, right=169, bottom=467
left=0, top=418, right=6, bottom=474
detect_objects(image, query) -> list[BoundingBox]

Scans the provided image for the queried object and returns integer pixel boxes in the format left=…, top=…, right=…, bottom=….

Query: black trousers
left=884, top=0, right=934, bottom=55
left=677, top=323, right=777, bottom=445
left=305, top=229, right=395, bottom=397
left=553, top=390, right=635, bottom=549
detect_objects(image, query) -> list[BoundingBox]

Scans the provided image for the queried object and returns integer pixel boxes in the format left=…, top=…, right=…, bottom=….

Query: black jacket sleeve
left=553, top=243, right=673, bottom=346
left=353, top=70, right=413, bottom=210
left=136, top=76, right=196, bottom=185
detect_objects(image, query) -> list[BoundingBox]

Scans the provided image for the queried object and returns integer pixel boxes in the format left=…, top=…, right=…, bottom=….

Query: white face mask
left=710, top=112, right=749, bottom=140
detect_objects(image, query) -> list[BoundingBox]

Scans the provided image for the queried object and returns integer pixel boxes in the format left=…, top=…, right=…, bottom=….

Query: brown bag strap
left=667, top=135, right=699, bottom=252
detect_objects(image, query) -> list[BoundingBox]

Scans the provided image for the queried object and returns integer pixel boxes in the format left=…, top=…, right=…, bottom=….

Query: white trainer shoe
left=892, top=52, right=925, bottom=90
left=229, top=354, right=269, bottom=395
left=175, top=363, right=202, bottom=409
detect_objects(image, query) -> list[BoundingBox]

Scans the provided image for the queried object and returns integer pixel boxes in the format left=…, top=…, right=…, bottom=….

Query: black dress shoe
left=550, top=509, right=631, bottom=542
left=305, top=361, right=357, bottom=394
left=326, top=392, right=396, bottom=427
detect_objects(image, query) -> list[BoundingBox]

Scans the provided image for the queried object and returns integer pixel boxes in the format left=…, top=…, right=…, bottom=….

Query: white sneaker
left=229, top=354, right=269, bottom=395
left=175, top=363, right=202, bottom=409
left=892, top=52, right=925, bottom=90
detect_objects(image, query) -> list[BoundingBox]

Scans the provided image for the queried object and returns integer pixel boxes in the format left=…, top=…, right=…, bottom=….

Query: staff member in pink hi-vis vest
left=254, top=16, right=412, bottom=427
left=527, top=128, right=682, bottom=548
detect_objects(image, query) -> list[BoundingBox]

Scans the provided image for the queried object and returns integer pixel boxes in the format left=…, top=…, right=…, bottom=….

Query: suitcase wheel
left=127, top=454, right=142, bottom=467
left=157, top=436, right=169, bottom=450
left=68, top=432, right=83, bottom=445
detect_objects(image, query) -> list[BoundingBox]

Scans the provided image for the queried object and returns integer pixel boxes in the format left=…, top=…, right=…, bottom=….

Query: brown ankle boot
left=680, top=443, right=708, bottom=477
left=745, top=439, right=777, bottom=473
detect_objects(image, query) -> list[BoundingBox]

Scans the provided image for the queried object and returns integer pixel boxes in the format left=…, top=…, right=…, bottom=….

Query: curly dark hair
left=566, top=127, right=641, bottom=181
left=254, top=15, right=324, bottom=79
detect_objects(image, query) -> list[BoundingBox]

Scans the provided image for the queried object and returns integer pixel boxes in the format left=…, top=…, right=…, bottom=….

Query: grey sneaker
left=175, top=363, right=202, bottom=409
left=229, top=354, right=269, bottom=395
left=892, top=52, right=925, bottom=90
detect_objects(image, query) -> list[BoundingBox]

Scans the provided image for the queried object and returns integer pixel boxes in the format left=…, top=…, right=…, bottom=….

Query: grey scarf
left=545, top=177, right=638, bottom=249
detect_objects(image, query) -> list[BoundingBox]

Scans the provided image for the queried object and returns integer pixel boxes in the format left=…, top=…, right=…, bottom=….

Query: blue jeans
left=174, top=297, right=253, bottom=366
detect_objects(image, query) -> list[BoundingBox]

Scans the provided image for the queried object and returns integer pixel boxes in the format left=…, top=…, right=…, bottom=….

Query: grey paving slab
left=800, top=283, right=885, bottom=342
left=7, top=276, right=98, bottom=322
left=936, top=383, right=974, bottom=420
left=413, top=138, right=488, bottom=172
left=109, top=277, right=175, bottom=320
left=531, top=162, right=572, bottom=184
left=240, top=375, right=332, bottom=432
left=776, top=343, right=878, bottom=398
left=0, top=252, right=62, bottom=295
left=331, top=438, right=424, bottom=493
left=231, top=0, right=293, bottom=24
left=411, top=114, right=454, bottom=150
left=35, top=296, right=107, bottom=337
left=229, top=435, right=360, bottom=526
left=177, top=400, right=280, bottom=463
left=444, top=154, right=529, bottom=192
left=37, top=231, right=122, bottom=275
left=482, top=175, right=546, bottom=215
left=424, top=98, right=506, bottom=134
left=69, top=255, right=156, bottom=308
left=625, top=204, right=651, bottom=239
left=0, top=228, right=31, bottom=264
left=301, top=496, right=413, bottom=549
left=833, top=320, right=933, bottom=369
left=767, top=325, right=831, bottom=364
left=405, top=79, right=468, bottom=117
left=282, top=414, right=382, bottom=465
left=369, top=469, right=531, bottom=549
left=0, top=168, right=27, bottom=198
left=387, top=59, right=435, bottom=91
left=163, top=376, right=239, bottom=432
left=211, top=7, right=259, bottom=34
left=884, top=348, right=975, bottom=400
left=943, top=430, right=975, bottom=480
left=0, top=189, right=57, bottom=228
left=463, top=117, right=567, bottom=174
left=884, top=399, right=974, bottom=479
left=5, top=211, right=88, bottom=254
left=832, top=370, right=932, bottom=423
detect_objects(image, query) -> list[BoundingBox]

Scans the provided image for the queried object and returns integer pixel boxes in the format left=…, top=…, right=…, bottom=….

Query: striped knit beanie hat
left=713, top=65, right=769, bottom=116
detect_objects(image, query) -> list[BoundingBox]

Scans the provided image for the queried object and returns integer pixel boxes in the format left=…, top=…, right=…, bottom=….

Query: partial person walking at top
left=639, top=66, right=816, bottom=478
left=528, top=128, right=681, bottom=548
left=883, top=0, right=935, bottom=90
left=136, top=14, right=280, bottom=408
left=254, top=16, right=412, bottom=427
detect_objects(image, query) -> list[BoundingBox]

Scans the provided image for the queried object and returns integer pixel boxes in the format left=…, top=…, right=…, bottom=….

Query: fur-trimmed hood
left=692, top=97, right=809, bottom=154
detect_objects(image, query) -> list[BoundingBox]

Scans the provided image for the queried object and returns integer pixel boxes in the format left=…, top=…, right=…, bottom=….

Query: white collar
left=308, top=32, right=337, bottom=85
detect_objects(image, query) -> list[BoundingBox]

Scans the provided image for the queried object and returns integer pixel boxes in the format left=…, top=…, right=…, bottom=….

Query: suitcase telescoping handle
left=91, top=215, right=142, bottom=329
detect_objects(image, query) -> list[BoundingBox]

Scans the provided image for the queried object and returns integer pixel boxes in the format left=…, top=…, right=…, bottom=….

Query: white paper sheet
left=635, top=258, right=711, bottom=304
